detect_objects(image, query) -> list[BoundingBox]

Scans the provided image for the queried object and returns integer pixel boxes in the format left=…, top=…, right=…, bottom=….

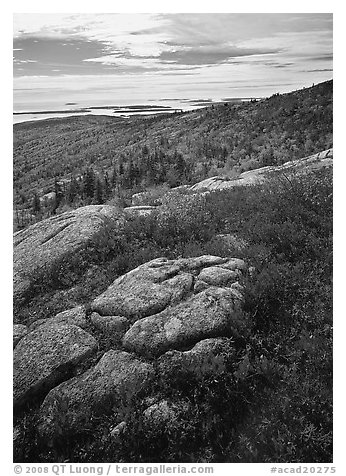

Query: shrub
left=14, top=167, right=332, bottom=463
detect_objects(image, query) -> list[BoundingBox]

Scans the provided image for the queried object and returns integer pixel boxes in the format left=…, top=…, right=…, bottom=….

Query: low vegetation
left=13, top=80, right=332, bottom=229
left=14, top=166, right=332, bottom=463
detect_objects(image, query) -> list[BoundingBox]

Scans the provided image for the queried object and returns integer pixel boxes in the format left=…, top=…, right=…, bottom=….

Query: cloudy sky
left=13, top=13, right=333, bottom=110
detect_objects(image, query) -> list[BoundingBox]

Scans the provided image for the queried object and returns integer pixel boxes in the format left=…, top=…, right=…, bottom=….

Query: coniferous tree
left=103, top=171, right=111, bottom=200
left=32, top=192, right=41, bottom=215
left=93, top=177, right=104, bottom=204
left=83, top=168, right=95, bottom=200
left=126, top=160, right=136, bottom=188
left=174, top=151, right=188, bottom=184
left=111, top=166, right=117, bottom=187
left=66, top=176, right=80, bottom=204
left=54, top=179, right=64, bottom=209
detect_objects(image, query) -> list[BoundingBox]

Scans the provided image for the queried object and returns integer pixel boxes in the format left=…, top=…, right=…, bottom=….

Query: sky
left=13, top=13, right=333, bottom=111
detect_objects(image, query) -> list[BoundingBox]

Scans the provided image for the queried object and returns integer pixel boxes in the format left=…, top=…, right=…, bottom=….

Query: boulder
left=90, top=255, right=236, bottom=320
left=90, top=312, right=130, bottom=339
left=13, top=323, right=97, bottom=408
left=38, top=350, right=155, bottom=441
left=51, top=306, right=88, bottom=328
left=13, top=254, right=249, bottom=445
left=217, top=258, right=247, bottom=271
left=13, top=324, right=28, bottom=348
left=29, top=306, right=88, bottom=331
left=13, top=205, right=121, bottom=302
left=131, top=191, right=150, bottom=206
left=143, top=399, right=191, bottom=427
left=157, top=337, right=235, bottom=380
left=91, top=258, right=194, bottom=320
left=40, top=191, right=56, bottom=206
left=182, top=255, right=227, bottom=270
left=123, top=286, right=246, bottom=358
left=198, top=266, right=240, bottom=287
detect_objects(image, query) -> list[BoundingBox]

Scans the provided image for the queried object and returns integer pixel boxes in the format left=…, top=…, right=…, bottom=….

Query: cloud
left=13, top=13, right=333, bottom=107
left=310, top=54, right=333, bottom=62
left=304, top=68, right=333, bottom=73
left=14, top=13, right=333, bottom=74
left=159, top=45, right=280, bottom=66
left=13, top=35, right=119, bottom=76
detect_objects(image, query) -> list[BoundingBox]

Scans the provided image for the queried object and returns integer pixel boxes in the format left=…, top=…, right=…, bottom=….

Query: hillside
left=13, top=163, right=332, bottom=463
left=13, top=79, right=333, bottom=464
left=13, top=80, right=332, bottom=216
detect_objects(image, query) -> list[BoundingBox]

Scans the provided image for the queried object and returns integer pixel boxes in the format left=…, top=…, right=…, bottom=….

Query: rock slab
left=38, top=350, right=155, bottom=440
left=13, top=323, right=97, bottom=407
left=157, top=337, right=236, bottom=380
left=189, top=149, right=333, bottom=192
left=13, top=205, right=121, bottom=302
left=91, top=257, right=197, bottom=319
left=90, top=256, right=237, bottom=320
left=123, top=286, right=245, bottom=358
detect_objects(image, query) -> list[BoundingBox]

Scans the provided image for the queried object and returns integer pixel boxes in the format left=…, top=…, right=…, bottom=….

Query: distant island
left=89, top=104, right=172, bottom=110
left=13, top=103, right=185, bottom=122
left=13, top=98, right=261, bottom=124
left=14, top=108, right=91, bottom=115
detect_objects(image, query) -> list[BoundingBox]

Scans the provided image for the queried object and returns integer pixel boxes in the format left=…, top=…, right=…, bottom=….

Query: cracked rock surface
left=38, top=350, right=155, bottom=440
left=13, top=323, right=98, bottom=408
left=14, top=254, right=249, bottom=442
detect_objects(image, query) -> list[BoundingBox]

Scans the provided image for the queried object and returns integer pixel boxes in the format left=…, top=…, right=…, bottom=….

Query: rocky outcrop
left=157, top=337, right=235, bottom=381
left=28, top=305, right=88, bottom=331
left=13, top=323, right=97, bottom=408
left=92, top=256, right=248, bottom=358
left=126, top=150, right=333, bottom=216
left=38, top=350, right=155, bottom=440
left=91, top=257, right=194, bottom=319
left=13, top=205, right=121, bottom=303
left=131, top=191, right=153, bottom=206
left=123, top=286, right=245, bottom=358
left=90, top=313, right=130, bottom=340
left=39, top=191, right=56, bottom=207
left=190, top=148, right=333, bottom=192
left=198, top=265, right=241, bottom=286
left=14, top=254, right=249, bottom=444
left=91, top=256, right=241, bottom=320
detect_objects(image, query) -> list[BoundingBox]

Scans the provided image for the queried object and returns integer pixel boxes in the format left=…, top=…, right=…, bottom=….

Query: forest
left=13, top=80, right=332, bottom=228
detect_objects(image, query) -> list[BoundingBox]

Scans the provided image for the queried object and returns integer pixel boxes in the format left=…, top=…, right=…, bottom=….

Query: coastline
left=13, top=98, right=254, bottom=125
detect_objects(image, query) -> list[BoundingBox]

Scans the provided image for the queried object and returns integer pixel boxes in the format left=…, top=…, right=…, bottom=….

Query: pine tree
left=174, top=151, right=187, bottom=183
left=83, top=168, right=95, bottom=200
left=54, top=179, right=64, bottom=209
left=111, top=166, right=117, bottom=187
left=66, top=176, right=80, bottom=204
left=93, top=177, right=104, bottom=204
left=103, top=171, right=111, bottom=199
left=32, top=192, right=41, bottom=215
